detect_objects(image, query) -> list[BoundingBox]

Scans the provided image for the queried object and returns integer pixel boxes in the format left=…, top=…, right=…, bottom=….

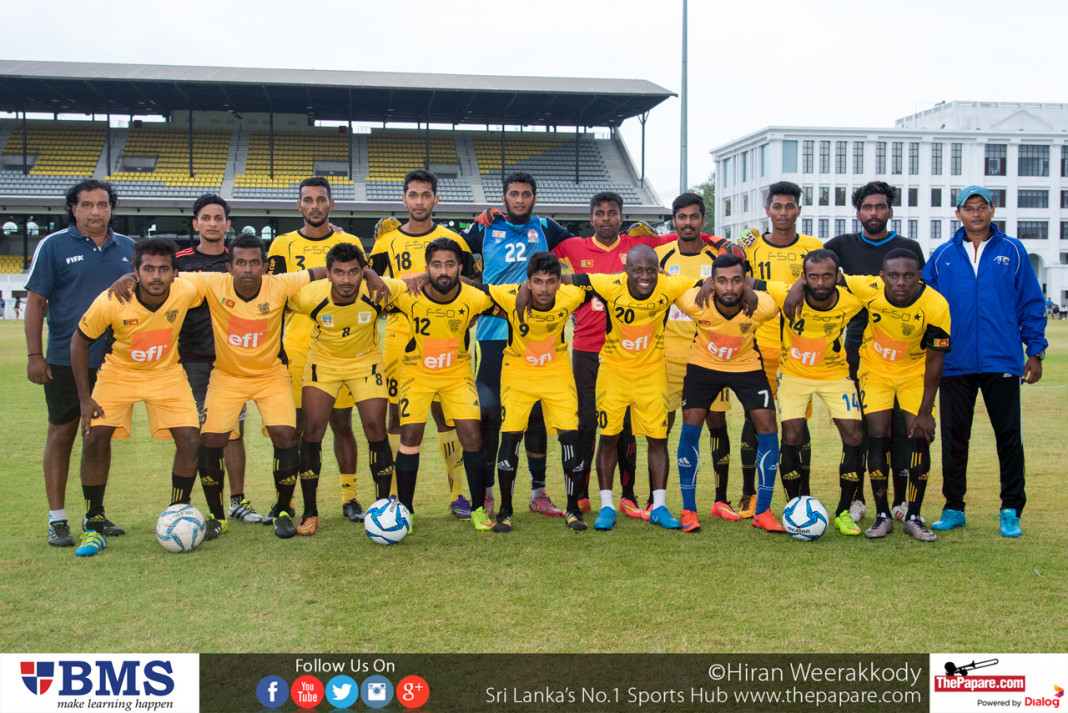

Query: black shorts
left=572, top=349, right=600, bottom=392
left=682, top=364, right=773, bottom=413
left=44, top=364, right=97, bottom=425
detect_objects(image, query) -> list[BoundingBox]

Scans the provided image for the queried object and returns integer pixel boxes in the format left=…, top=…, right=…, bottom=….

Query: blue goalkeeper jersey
left=462, top=215, right=573, bottom=340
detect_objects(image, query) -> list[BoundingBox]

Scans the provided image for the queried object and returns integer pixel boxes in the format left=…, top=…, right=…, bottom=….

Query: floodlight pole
left=680, top=0, right=688, bottom=193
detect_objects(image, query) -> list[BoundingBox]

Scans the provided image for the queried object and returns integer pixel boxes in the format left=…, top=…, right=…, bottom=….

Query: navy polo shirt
left=25, top=225, right=135, bottom=367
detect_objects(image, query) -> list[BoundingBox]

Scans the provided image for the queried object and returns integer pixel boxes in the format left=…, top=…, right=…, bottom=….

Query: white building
left=711, top=101, right=1068, bottom=304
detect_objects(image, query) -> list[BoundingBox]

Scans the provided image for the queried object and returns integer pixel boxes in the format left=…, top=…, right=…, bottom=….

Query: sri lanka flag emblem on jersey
left=581, top=259, right=594, bottom=267
left=221, top=298, right=235, bottom=308
left=21, top=661, right=54, bottom=694
left=123, top=319, right=139, bottom=326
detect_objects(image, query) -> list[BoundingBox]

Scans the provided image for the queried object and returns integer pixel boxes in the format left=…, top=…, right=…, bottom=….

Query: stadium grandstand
left=0, top=59, right=674, bottom=280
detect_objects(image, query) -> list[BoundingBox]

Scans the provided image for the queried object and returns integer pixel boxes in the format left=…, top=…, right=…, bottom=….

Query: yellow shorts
left=397, top=367, right=480, bottom=427
left=91, top=364, right=199, bottom=440
left=776, top=372, right=861, bottom=421
left=383, top=331, right=405, bottom=405
left=596, top=364, right=669, bottom=439
left=666, top=356, right=730, bottom=413
left=859, top=368, right=930, bottom=416
left=303, top=359, right=388, bottom=403
left=501, top=360, right=578, bottom=433
left=760, top=344, right=812, bottom=418
left=204, top=364, right=296, bottom=435
left=288, top=349, right=354, bottom=409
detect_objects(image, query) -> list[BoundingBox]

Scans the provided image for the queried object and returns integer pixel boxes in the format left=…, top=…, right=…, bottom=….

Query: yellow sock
left=387, top=433, right=401, bottom=496
left=340, top=473, right=357, bottom=504
left=439, top=429, right=465, bottom=500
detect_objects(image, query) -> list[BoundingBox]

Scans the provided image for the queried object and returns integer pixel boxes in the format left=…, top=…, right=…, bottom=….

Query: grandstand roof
left=0, top=60, right=674, bottom=128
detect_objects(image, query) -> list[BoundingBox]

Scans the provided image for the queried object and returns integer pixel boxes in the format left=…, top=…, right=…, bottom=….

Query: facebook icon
left=257, top=675, right=288, bottom=709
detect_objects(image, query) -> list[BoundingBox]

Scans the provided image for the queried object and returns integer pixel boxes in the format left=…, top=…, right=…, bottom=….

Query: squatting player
left=287, top=243, right=406, bottom=535
left=71, top=239, right=202, bottom=556
left=389, top=238, right=498, bottom=531
left=268, top=177, right=365, bottom=523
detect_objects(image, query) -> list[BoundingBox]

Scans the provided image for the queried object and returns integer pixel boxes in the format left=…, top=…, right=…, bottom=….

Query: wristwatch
left=1034, top=350, right=1046, bottom=361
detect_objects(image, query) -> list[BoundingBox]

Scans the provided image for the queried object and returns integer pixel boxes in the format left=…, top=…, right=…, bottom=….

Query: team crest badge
left=448, top=319, right=461, bottom=332
left=322, top=315, right=333, bottom=327
left=901, top=324, right=914, bottom=336
left=823, top=323, right=835, bottom=335
left=790, top=264, right=802, bottom=278
left=257, top=302, right=269, bottom=315
left=527, top=229, right=539, bottom=243
left=358, top=312, right=372, bottom=324
left=21, top=661, right=54, bottom=694
left=492, top=230, right=506, bottom=239
left=740, top=323, right=751, bottom=333
left=166, top=309, right=178, bottom=323
left=701, top=265, right=713, bottom=278
left=669, top=266, right=680, bottom=275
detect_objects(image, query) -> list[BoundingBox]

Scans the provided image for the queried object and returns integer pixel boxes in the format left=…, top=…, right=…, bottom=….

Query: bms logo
left=17, top=659, right=175, bottom=696
left=20, top=662, right=54, bottom=694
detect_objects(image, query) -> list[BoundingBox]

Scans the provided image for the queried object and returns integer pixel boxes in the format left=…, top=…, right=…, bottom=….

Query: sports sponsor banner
left=930, top=653, right=1067, bottom=713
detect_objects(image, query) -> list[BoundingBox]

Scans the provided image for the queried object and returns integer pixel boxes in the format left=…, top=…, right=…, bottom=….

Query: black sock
left=170, top=473, right=195, bottom=506
left=906, top=438, right=931, bottom=521
left=395, top=452, right=419, bottom=513
left=368, top=439, right=395, bottom=501
left=197, top=445, right=227, bottom=519
left=230, top=493, right=244, bottom=506
left=709, top=426, right=730, bottom=503
left=83, top=483, right=106, bottom=531
left=779, top=442, right=802, bottom=501
left=463, top=449, right=489, bottom=510
left=618, top=434, right=636, bottom=502
left=273, top=445, right=299, bottom=516
left=560, top=431, right=584, bottom=513
left=496, top=435, right=521, bottom=519
left=740, top=413, right=757, bottom=497
left=868, top=436, right=891, bottom=516
left=528, top=455, right=546, bottom=492
left=837, top=443, right=863, bottom=516
left=799, top=422, right=812, bottom=497
left=298, top=439, right=321, bottom=518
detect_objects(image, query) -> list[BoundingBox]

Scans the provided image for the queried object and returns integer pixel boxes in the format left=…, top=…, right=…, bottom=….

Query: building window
left=723, top=158, right=731, bottom=187
left=892, top=142, right=903, bottom=174
left=802, top=218, right=813, bottom=236
left=931, top=143, right=943, bottom=175
left=989, top=189, right=1006, bottom=208
left=835, top=187, right=847, bottom=206
left=802, top=140, right=813, bottom=173
left=724, top=199, right=731, bottom=217
left=891, top=186, right=902, bottom=207
left=818, top=219, right=829, bottom=239
left=836, top=141, right=847, bottom=174
left=853, top=141, right=864, bottom=174
left=890, top=219, right=901, bottom=234
left=1018, top=190, right=1049, bottom=209
left=931, top=188, right=942, bottom=207
left=819, top=141, right=830, bottom=173
left=854, top=219, right=863, bottom=233
left=742, top=150, right=749, bottom=182
left=760, top=144, right=767, bottom=177
left=993, top=220, right=1006, bottom=233
left=1062, top=146, right=1068, bottom=177
left=950, top=188, right=960, bottom=206
left=803, top=186, right=813, bottom=206
left=875, top=142, right=887, bottom=174
left=908, top=219, right=918, bottom=239
left=908, top=142, right=919, bottom=175
left=743, top=194, right=749, bottom=213
left=950, top=219, right=961, bottom=234
left=930, top=220, right=941, bottom=241
left=951, top=143, right=962, bottom=175
left=834, top=219, right=846, bottom=236
left=1062, top=190, right=1068, bottom=209
left=782, top=141, right=797, bottom=173
left=1018, top=145, right=1049, bottom=177
left=908, top=187, right=918, bottom=207
left=1062, top=222, right=1068, bottom=241
left=819, top=187, right=829, bottom=206
left=985, top=144, right=1007, bottom=176
left=1060, top=252, right=1068, bottom=265
left=1018, top=221, right=1048, bottom=240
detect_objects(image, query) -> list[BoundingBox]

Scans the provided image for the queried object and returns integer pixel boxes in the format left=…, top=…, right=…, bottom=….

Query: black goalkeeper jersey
left=176, top=245, right=229, bottom=362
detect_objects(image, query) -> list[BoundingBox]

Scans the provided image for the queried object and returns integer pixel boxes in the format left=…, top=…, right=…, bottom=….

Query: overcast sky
left=6, top=0, right=1066, bottom=201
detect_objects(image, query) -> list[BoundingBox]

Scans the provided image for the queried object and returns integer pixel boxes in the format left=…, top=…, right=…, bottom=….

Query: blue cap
left=956, top=185, right=993, bottom=207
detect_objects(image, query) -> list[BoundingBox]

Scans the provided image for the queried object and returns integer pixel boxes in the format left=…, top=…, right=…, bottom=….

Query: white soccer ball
left=364, top=497, right=411, bottom=545
left=156, top=504, right=206, bottom=553
left=782, top=496, right=829, bottom=541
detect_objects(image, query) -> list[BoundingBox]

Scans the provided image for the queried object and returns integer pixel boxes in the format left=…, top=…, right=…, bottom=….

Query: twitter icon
left=325, top=674, right=360, bottom=709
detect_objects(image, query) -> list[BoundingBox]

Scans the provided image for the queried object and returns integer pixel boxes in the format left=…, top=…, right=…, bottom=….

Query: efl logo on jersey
left=788, top=334, right=827, bottom=366
left=618, top=322, right=655, bottom=353
left=591, top=297, right=605, bottom=312
left=524, top=336, right=559, bottom=366
left=130, top=328, right=172, bottom=362
left=20, top=661, right=53, bottom=694
left=421, top=337, right=459, bottom=370
left=227, top=315, right=268, bottom=349
left=705, top=333, right=744, bottom=360
left=871, top=326, right=908, bottom=362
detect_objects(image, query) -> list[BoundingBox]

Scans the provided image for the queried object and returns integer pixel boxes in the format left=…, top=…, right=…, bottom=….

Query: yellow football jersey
left=674, top=288, right=779, bottom=373
left=369, top=225, right=472, bottom=337
left=78, top=280, right=202, bottom=372
left=181, top=271, right=312, bottom=377
left=577, top=273, right=695, bottom=373
left=843, top=275, right=952, bottom=379
left=267, top=229, right=365, bottom=351
left=738, top=231, right=824, bottom=348
left=390, top=284, right=496, bottom=376
left=765, top=281, right=863, bottom=380
left=288, top=276, right=407, bottom=372
left=487, top=283, right=587, bottom=369
left=655, top=241, right=720, bottom=358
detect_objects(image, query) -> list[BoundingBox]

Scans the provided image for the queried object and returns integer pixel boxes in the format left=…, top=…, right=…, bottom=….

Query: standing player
left=463, top=172, right=576, bottom=518
left=287, top=243, right=406, bottom=534
left=482, top=252, right=589, bottom=532
left=176, top=194, right=259, bottom=523
left=674, top=254, right=782, bottom=532
left=267, top=177, right=365, bottom=523
left=656, top=193, right=745, bottom=521
left=840, top=250, right=951, bottom=541
left=734, top=181, right=823, bottom=518
left=25, top=179, right=135, bottom=547
left=390, top=238, right=498, bottom=531
left=369, top=169, right=475, bottom=518
left=765, top=250, right=865, bottom=536
left=70, top=239, right=202, bottom=556
left=825, top=181, right=926, bottom=522
left=14, top=296, right=20, bottom=322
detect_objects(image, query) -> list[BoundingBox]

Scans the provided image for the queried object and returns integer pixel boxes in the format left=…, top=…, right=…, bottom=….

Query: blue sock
left=677, top=423, right=702, bottom=511
left=528, top=455, right=547, bottom=491
left=756, top=433, right=779, bottom=514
